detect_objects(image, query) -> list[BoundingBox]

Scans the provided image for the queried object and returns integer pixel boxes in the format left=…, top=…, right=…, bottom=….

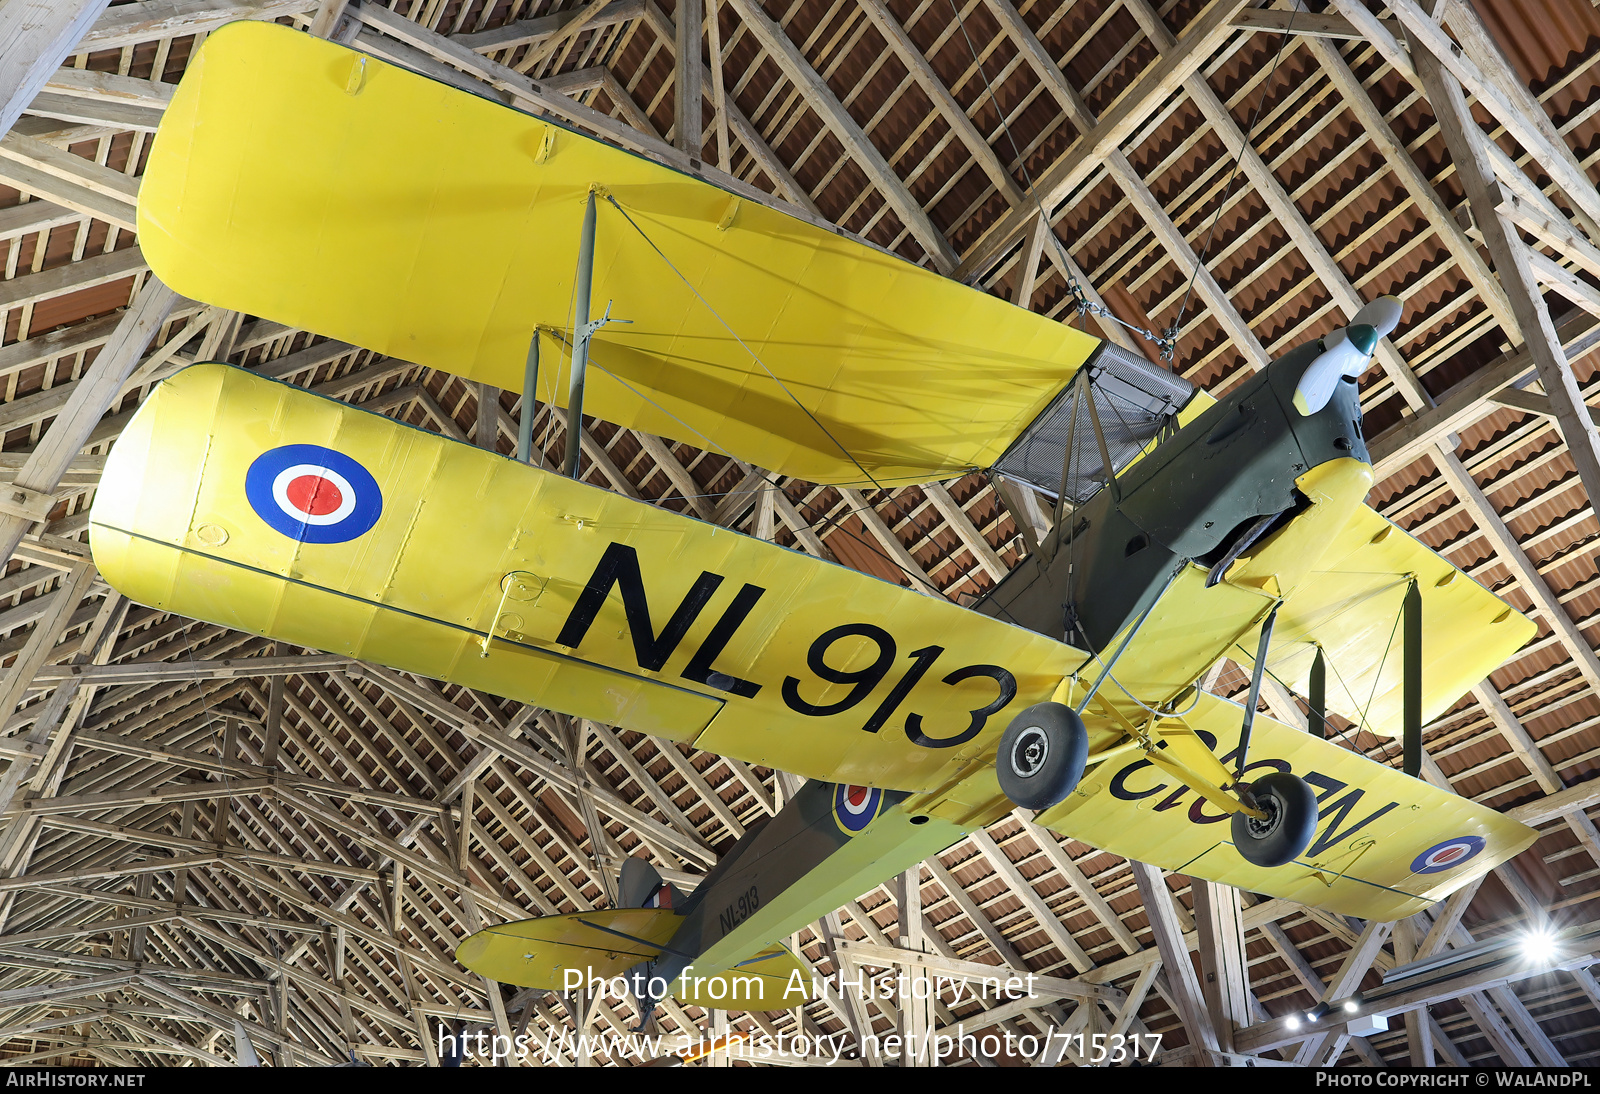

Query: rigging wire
left=1167, top=4, right=1301, bottom=345
left=942, top=0, right=1173, bottom=358
left=530, top=320, right=952, bottom=595
left=539, top=328, right=953, bottom=596
left=601, top=193, right=886, bottom=493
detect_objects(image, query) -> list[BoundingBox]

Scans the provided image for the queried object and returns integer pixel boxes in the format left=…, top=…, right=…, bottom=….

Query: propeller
left=232, top=1019, right=260, bottom=1067
left=1291, top=296, right=1402, bottom=416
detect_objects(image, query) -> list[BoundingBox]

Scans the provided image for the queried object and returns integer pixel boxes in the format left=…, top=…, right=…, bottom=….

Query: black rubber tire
left=1231, top=771, right=1318, bottom=868
left=996, top=702, right=1089, bottom=810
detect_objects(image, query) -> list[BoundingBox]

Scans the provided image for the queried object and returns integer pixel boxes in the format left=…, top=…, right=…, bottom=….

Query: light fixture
left=1343, top=998, right=1360, bottom=1014
left=1521, top=928, right=1559, bottom=964
left=1285, top=1015, right=1300, bottom=1031
left=1305, top=1001, right=1331, bottom=1023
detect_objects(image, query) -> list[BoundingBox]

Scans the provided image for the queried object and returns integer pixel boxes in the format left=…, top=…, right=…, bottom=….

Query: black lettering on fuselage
left=556, top=541, right=764, bottom=697
left=718, top=885, right=760, bottom=936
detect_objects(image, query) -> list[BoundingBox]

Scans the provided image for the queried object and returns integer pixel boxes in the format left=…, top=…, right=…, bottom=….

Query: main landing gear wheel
left=1231, top=771, right=1318, bottom=868
left=997, top=702, right=1089, bottom=810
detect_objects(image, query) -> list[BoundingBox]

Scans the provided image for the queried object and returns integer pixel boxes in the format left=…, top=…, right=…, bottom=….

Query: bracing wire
left=601, top=193, right=886, bottom=493
left=537, top=326, right=949, bottom=596
left=943, top=0, right=1174, bottom=358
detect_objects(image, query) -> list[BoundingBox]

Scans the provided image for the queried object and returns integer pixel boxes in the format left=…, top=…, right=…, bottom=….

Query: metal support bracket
left=0, top=484, right=56, bottom=524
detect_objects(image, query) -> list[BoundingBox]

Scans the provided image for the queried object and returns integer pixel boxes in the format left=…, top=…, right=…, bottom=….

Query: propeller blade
left=1351, top=294, right=1403, bottom=338
left=1292, top=327, right=1371, bottom=416
left=1292, top=296, right=1402, bottom=417
left=233, top=1019, right=260, bottom=1067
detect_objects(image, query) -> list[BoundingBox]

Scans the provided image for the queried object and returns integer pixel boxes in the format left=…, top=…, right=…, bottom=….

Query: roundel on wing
left=245, top=444, right=383, bottom=545
left=832, top=783, right=884, bottom=835
left=1410, top=835, right=1486, bottom=875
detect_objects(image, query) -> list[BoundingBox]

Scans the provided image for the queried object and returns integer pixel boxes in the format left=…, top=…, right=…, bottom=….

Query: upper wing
left=91, top=363, right=1086, bottom=793
left=136, top=20, right=1106, bottom=486
left=1037, top=691, right=1537, bottom=921
left=1230, top=504, right=1536, bottom=739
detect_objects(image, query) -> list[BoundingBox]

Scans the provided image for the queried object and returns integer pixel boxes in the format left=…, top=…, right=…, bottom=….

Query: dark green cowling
left=977, top=339, right=1370, bottom=652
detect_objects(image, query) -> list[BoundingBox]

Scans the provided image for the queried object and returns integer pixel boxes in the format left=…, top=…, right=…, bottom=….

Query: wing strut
left=560, top=189, right=631, bottom=478
left=517, top=328, right=541, bottom=465
left=562, top=189, right=598, bottom=478
left=1053, top=370, right=1086, bottom=524
left=1403, top=578, right=1422, bottom=777
left=1308, top=645, right=1326, bottom=739
left=1233, top=602, right=1282, bottom=780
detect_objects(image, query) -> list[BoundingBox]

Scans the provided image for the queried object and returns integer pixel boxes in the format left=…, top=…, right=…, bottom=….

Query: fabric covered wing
left=136, top=20, right=1104, bottom=486
left=1036, top=692, right=1537, bottom=921
left=90, top=364, right=1085, bottom=794
left=1230, top=504, right=1535, bottom=740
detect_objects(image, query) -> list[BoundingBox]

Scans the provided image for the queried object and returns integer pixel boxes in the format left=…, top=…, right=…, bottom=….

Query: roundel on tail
left=245, top=444, right=383, bottom=544
left=832, top=783, right=884, bottom=835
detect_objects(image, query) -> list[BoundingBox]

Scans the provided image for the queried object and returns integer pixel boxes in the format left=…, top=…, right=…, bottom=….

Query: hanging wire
left=942, top=0, right=1175, bottom=359
left=946, top=0, right=1302, bottom=362
left=1166, top=4, right=1301, bottom=346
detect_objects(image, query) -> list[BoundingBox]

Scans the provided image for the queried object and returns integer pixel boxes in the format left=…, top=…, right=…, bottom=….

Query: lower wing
left=89, top=362, right=1084, bottom=793
left=1036, top=691, right=1536, bottom=921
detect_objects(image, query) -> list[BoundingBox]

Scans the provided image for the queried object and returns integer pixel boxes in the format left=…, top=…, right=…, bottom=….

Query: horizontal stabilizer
left=456, top=908, right=681, bottom=989
left=675, top=944, right=812, bottom=1010
left=1232, top=504, right=1535, bottom=739
left=456, top=911, right=812, bottom=1010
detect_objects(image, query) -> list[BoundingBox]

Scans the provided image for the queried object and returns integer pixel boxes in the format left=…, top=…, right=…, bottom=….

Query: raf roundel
left=245, top=444, right=383, bottom=545
left=1410, top=835, right=1487, bottom=875
left=832, top=783, right=884, bottom=835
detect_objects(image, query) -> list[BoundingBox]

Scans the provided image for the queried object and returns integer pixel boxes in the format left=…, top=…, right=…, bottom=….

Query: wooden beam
left=719, top=0, right=958, bottom=272
left=79, top=0, right=317, bottom=53
left=955, top=0, right=1253, bottom=281
left=0, top=276, right=175, bottom=566
left=1130, top=861, right=1220, bottom=1063
left=1385, top=0, right=1600, bottom=237
left=1192, top=881, right=1248, bottom=1053
left=0, top=2, right=110, bottom=138
left=1230, top=7, right=1397, bottom=40
left=673, top=0, right=702, bottom=154
left=1407, top=26, right=1600, bottom=518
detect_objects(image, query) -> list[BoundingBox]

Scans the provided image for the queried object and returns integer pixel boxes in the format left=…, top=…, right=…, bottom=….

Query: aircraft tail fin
left=232, top=1019, right=259, bottom=1067
left=620, top=856, right=681, bottom=910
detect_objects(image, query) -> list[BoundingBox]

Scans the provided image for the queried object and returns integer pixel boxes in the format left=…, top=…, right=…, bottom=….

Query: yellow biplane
left=95, top=21, right=1538, bottom=1013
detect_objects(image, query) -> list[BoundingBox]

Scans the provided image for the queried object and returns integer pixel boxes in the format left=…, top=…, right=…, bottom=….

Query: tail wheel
left=997, top=702, right=1089, bottom=811
left=1231, top=771, right=1318, bottom=867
